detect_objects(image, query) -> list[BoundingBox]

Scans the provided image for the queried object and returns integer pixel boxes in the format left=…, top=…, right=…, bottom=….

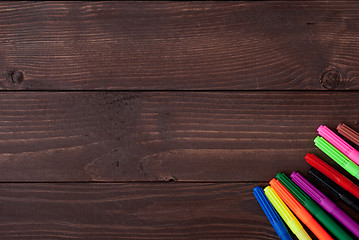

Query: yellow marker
left=264, top=186, right=311, bottom=240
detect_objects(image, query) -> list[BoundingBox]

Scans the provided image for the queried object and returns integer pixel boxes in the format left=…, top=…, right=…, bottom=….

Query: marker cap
left=309, top=168, right=359, bottom=213
left=305, top=153, right=359, bottom=199
left=253, top=186, right=293, bottom=240
left=264, top=186, right=311, bottom=240
left=276, top=172, right=354, bottom=240
left=291, top=172, right=359, bottom=238
left=314, top=136, right=359, bottom=179
left=317, top=125, right=359, bottom=165
left=269, top=178, right=333, bottom=240
left=337, top=123, right=359, bottom=146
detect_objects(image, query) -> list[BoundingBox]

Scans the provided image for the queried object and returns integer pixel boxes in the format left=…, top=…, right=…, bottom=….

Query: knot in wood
left=6, top=69, right=25, bottom=84
left=320, top=69, right=342, bottom=90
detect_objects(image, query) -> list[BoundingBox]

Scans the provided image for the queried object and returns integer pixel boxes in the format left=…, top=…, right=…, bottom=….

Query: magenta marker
left=291, top=171, right=359, bottom=238
left=318, top=125, right=359, bottom=165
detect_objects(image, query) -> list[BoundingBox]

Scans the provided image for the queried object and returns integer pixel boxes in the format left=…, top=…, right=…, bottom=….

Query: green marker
left=314, top=136, right=359, bottom=180
left=276, top=173, right=353, bottom=240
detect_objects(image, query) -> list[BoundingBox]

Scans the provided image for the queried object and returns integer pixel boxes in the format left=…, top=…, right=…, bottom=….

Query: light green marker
left=314, top=136, right=359, bottom=180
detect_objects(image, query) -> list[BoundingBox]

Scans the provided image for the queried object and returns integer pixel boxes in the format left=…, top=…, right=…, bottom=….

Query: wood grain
left=0, top=182, right=343, bottom=240
left=0, top=1, right=359, bottom=90
left=1, top=91, right=359, bottom=182
left=0, top=183, right=273, bottom=240
left=3, top=2, right=359, bottom=239
left=0, top=182, right=357, bottom=240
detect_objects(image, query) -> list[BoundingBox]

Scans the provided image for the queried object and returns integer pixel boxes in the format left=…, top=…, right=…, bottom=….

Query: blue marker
left=253, top=186, right=293, bottom=240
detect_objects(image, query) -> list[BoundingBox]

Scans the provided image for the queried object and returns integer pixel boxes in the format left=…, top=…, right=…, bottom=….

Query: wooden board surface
left=2, top=2, right=359, bottom=239
left=1, top=91, right=359, bottom=182
left=0, top=183, right=264, bottom=240
left=0, top=182, right=357, bottom=240
left=0, top=1, right=359, bottom=90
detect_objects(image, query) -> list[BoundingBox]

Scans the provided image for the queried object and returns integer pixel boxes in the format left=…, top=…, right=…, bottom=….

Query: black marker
left=309, top=168, right=359, bottom=213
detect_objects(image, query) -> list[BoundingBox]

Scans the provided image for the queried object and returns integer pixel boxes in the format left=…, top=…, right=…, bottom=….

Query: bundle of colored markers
left=254, top=124, right=359, bottom=240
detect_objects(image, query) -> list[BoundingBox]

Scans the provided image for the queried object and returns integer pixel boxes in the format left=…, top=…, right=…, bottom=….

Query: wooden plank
left=0, top=182, right=357, bottom=240
left=0, top=1, right=359, bottom=90
left=1, top=91, right=359, bottom=182
left=0, top=183, right=268, bottom=240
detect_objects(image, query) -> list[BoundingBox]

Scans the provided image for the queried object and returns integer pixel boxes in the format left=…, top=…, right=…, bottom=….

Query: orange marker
left=270, top=178, right=333, bottom=240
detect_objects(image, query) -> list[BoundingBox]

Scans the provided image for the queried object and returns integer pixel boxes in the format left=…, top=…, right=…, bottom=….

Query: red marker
left=305, top=153, right=359, bottom=199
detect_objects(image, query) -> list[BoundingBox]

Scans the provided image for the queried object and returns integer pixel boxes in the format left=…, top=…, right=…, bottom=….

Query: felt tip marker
left=269, top=178, right=333, bottom=240
left=318, top=125, right=359, bottom=165
left=264, top=186, right=311, bottom=240
left=253, top=186, right=293, bottom=240
left=314, top=136, right=359, bottom=180
left=309, top=168, right=359, bottom=213
left=337, top=123, right=359, bottom=147
left=291, top=172, right=359, bottom=238
left=305, top=153, right=359, bottom=199
left=276, top=172, right=354, bottom=240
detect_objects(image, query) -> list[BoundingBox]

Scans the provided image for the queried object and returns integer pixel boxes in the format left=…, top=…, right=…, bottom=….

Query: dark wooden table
left=1, top=2, right=359, bottom=239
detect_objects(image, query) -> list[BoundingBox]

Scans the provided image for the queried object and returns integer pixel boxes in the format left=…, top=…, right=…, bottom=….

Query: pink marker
left=318, top=125, right=359, bottom=165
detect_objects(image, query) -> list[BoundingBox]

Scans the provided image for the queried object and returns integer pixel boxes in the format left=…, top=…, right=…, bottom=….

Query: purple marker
left=291, top=171, right=359, bottom=238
